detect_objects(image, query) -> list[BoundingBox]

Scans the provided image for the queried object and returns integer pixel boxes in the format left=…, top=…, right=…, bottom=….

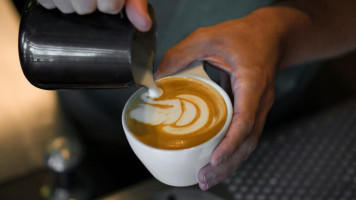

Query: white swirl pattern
left=129, top=92, right=210, bottom=135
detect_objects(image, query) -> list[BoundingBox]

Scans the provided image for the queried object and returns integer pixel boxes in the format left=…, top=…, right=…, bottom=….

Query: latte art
left=125, top=77, right=227, bottom=150
left=130, top=93, right=210, bottom=135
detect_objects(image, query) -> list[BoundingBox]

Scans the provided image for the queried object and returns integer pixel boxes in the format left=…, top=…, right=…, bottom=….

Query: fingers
left=199, top=79, right=274, bottom=190
left=198, top=137, right=258, bottom=190
left=210, top=76, right=264, bottom=166
left=220, top=71, right=234, bottom=101
left=38, top=0, right=152, bottom=32
left=70, top=0, right=96, bottom=15
left=97, top=0, right=125, bottom=14
left=126, top=0, right=151, bottom=32
left=38, top=0, right=95, bottom=14
left=198, top=106, right=270, bottom=190
left=37, top=0, right=56, bottom=9
left=52, top=0, right=74, bottom=14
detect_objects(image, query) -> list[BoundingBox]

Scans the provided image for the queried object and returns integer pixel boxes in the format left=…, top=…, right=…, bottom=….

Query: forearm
left=248, top=0, right=356, bottom=68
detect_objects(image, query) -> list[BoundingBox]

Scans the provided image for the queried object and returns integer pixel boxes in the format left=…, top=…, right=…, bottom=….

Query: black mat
left=222, top=99, right=356, bottom=200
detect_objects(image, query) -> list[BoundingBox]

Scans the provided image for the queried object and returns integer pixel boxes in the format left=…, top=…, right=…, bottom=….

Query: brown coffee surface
left=125, top=77, right=227, bottom=150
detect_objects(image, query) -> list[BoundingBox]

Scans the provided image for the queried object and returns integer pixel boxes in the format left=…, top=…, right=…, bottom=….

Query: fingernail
left=214, top=155, right=227, bottom=166
left=203, top=172, right=217, bottom=189
left=199, top=183, right=208, bottom=191
left=146, top=13, right=152, bottom=27
left=137, top=13, right=152, bottom=32
left=207, top=179, right=217, bottom=188
left=204, top=172, right=215, bottom=183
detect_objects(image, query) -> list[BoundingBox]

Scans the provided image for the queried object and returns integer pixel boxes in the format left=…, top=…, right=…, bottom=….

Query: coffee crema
left=125, top=76, right=227, bottom=150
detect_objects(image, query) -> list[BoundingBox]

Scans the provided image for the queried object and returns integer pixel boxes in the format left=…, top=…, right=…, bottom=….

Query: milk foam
left=129, top=92, right=209, bottom=135
left=148, top=87, right=163, bottom=98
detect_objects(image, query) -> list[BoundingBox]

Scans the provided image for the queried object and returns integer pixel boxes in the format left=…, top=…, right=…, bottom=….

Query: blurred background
left=1, top=0, right=355, bottom=199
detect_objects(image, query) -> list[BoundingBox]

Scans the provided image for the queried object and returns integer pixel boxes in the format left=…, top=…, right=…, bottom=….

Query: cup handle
left=174, top=61, right=211, bottom=81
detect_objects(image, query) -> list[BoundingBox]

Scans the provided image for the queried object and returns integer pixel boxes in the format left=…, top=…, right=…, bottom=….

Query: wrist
left=246, top=6, right=312, bottom=69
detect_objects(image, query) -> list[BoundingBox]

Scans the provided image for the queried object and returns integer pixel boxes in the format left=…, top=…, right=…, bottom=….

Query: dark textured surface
left=222, top=99, right=356, bottom=200
left=146, top=188, right=226, bottom=200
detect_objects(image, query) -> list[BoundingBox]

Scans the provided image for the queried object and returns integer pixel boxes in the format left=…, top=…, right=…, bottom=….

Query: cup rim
left=122, top=74, right=233, bottom=152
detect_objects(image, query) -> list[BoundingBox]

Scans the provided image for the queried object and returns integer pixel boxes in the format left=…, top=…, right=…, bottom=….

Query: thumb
left=126, top=0, right=152, bottom=32
left=155, top=32, right=209, bottom=79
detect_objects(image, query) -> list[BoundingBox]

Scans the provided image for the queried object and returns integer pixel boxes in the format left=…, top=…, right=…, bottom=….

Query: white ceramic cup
left=122, top=62, right=233, bottom=187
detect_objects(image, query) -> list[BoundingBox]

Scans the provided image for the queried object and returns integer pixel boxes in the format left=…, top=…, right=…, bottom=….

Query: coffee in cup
left=124, top=76, right=227, bottom=150
left=122, top=74, right=232, bottom=186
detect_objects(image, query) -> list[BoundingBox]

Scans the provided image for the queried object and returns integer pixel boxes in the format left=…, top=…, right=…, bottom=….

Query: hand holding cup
left=122, top=67, right=233, bottom=186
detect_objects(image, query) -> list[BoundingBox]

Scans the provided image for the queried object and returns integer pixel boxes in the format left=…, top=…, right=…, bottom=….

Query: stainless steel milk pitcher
left=18, top=0, right=157, bottom=89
